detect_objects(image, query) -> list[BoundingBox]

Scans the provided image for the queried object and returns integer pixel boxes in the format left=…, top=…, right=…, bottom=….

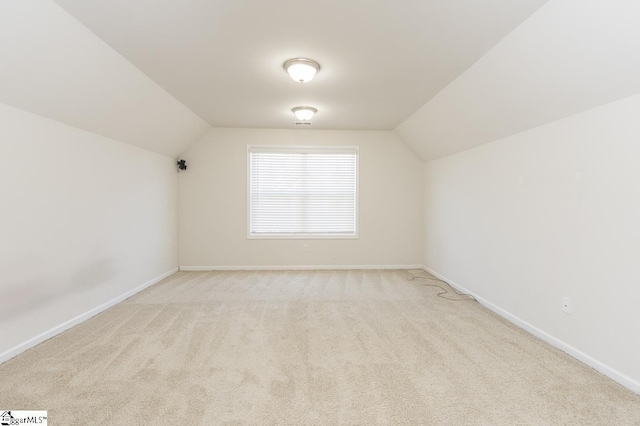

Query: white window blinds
left=248, top=145, right=358, bottom=238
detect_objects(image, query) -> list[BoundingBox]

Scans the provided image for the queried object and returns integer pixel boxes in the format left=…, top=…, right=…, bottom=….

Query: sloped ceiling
left=0, top=0, right=210, bottom=158
left=3, top=1, right=638, bottom=162
left=395, top=0, right=640, bottom=161
left=51, top=0, right=546, bottom=131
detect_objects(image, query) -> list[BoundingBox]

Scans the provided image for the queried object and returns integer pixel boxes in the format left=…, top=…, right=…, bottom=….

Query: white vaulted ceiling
left=0, top=0, right=210, bottom=158
left=51, top=0, right=546, bottom=132
left=4, top=1, right=639, bottom=161
left=395, top=0, right=640, bottom=161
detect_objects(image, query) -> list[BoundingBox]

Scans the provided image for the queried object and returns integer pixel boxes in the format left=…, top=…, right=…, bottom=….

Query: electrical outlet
left=562, top=297, right=572, bottom=314
left=303, top=244, right=309, bottom=252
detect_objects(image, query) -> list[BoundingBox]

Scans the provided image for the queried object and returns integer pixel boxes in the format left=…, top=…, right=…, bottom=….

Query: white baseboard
left=0, top=267, right=179, bottom=366
left=180, top=264, right=425, bottom=271
left=422, top=266, right=640, bottom=395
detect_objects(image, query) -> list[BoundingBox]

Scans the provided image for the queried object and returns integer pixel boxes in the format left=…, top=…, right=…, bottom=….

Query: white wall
left=179, top=128, right=423, bottom=268
left=423, top=93, right=640, bottom=390
left=0, top=103, right=178, bottom=359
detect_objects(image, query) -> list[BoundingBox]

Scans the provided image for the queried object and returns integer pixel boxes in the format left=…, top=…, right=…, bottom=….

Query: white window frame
left=247, top=144, right=359, bottom=239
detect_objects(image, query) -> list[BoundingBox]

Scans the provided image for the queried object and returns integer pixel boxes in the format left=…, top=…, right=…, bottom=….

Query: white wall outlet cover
left=562, top=297, right=572, bottom=314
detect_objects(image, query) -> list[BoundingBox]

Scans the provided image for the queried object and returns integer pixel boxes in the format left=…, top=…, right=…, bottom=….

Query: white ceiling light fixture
left=292, top=106, right=317, bottom=121
left=284, top=58, right=321, bottom=83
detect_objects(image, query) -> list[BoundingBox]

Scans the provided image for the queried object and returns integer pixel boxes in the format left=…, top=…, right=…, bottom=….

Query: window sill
left=247, top=233, right=359, bottom=240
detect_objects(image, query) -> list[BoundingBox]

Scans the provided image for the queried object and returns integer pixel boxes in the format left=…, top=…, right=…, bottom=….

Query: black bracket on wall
left=177, top=159, right=187, bottom=172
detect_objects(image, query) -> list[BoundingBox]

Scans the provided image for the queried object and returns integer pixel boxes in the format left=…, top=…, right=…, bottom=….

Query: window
left=248, top=145, right=358, bottom=238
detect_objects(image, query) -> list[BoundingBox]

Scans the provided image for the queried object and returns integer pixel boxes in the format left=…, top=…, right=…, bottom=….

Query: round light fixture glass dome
left=292, top=106, right=317, bottom=121
left=284, top=58, right=321, bottom=83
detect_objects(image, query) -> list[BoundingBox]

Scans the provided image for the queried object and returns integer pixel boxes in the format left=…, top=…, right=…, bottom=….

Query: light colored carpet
left=1, top=270, right=639, bottom=425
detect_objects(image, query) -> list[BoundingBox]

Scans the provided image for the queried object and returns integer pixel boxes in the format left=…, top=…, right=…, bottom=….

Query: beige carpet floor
left=1, top=270, right=639, bottom=425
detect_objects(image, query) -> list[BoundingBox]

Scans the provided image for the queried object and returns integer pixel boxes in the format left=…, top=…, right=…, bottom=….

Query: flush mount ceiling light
left=284, top=58, right=321, bottom=83
left=292, top=106, right=317, bottom=121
